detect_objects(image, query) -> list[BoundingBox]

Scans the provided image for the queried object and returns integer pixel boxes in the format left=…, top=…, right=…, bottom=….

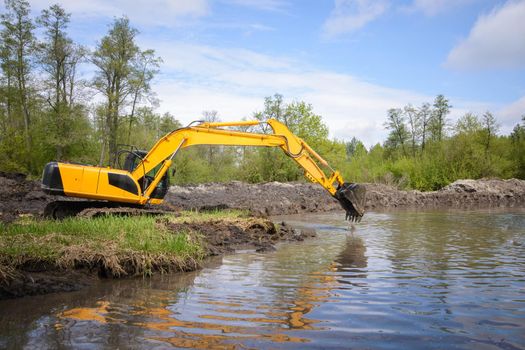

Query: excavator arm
left=41, top=119, right=366, bottom=221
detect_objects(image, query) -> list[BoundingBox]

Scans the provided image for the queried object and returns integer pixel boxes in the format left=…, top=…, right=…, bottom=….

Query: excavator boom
left=42, top=119, right=366, bottom=221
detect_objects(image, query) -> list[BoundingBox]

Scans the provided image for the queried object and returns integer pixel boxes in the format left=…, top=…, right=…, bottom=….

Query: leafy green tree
left=429, top=94, right=451, bottom=142
left=92, top=17, right=158, bottom=167
left=345, top=136, right=366, bottom=159
left=36, top=4, right=86, bottom=160
left=126, top=49, right=161, bottom=144
left=0, top=0, right=35, bottom=170
left=510, top=116, right=525, bottom=178
left=202, top=110, right=220, bottom=164
left=403, top=104, right=420, bottom=156
left=455, top=112, right=482, bottom=135
left=384, top=108, right=409, bottom=156
left=418, top=102, right=431, bottom=150
left=159, top=112, right=181, bottom=135
left=246, top=94, right=332, bottom=182
left=480, top=111, right=499, bottom=153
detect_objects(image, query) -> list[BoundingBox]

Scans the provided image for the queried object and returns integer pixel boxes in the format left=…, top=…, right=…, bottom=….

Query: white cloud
left=445, top=0, right=525, bottom=70
left=147, top=39, right=524, bottom=145
left=323, top=0, right=389, bottom=37
left=137, top=39, right=498, bottom=147
left=28, top=0, right=209, bottom=26
left=498, top=95, right=525, bottom=132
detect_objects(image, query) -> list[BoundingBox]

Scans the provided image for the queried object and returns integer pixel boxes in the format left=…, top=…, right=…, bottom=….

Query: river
left=1, top=209, right=524, bottom=349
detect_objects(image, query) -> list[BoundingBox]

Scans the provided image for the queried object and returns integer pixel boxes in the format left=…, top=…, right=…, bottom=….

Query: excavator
left=41, top=119, right=366, bottom=221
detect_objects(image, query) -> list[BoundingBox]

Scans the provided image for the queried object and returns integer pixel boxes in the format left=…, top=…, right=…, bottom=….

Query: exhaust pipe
left=335, top=183, right=366, bottom=222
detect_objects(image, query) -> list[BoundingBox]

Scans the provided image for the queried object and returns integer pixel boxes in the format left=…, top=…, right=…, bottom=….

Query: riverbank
left=0, top=211, right=313, bottom=299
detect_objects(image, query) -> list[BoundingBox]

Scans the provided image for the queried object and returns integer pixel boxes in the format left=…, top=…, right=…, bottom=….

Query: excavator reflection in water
left=55, top=234, right=367, bottom=349
left=41, top=119, right=366, bottom=221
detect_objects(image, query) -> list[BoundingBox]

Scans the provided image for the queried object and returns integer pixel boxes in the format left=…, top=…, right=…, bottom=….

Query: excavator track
left=43, top=201, right=173, bottom=219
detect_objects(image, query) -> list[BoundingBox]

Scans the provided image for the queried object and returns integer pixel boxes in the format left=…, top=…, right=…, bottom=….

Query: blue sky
left=11, top=0, right=525, bottom=145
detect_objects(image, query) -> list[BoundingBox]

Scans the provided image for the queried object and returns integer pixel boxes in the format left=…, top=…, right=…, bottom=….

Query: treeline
left=0, top=1, right=523, bottom=190
left=166, top=93, right=525, bottom=191
left=342, top=96, right=525, bottom=190
left=0, top=0, right=163, bottom=173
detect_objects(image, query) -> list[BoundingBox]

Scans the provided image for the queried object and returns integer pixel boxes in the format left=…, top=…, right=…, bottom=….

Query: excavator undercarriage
left=42, top=119, right=366, bottom=221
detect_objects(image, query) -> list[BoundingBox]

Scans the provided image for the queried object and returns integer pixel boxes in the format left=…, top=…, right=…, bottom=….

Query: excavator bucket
left=335, top=183, right=366, bottom=222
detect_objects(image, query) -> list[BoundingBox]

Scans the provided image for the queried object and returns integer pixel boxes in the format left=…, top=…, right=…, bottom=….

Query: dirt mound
left=365, top=178, right=525, bottom=209
left=0, top=172, right=53, bottom=223
left=166, top=178, right=525, bottom=215
left=165, top=181, right=341, bottom=216
left=166, top=218, right=316, bottom=255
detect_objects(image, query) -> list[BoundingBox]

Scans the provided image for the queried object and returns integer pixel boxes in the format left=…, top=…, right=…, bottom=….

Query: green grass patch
left=0, top=210, right=246, bottom=279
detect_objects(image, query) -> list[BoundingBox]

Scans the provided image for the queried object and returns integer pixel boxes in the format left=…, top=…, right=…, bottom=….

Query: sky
left=6, top=0, right=525, bottom=146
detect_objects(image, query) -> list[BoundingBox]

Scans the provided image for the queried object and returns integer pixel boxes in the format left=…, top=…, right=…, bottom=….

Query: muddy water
left=1, top=209, right=525, bottom=349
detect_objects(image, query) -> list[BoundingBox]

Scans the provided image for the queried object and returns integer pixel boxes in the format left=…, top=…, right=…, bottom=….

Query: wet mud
left=166, top=218, right=316, bottom=256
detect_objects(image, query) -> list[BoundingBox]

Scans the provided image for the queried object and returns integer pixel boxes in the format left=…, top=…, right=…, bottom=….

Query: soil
left=166, top=179, right=525, bottom=215
left=364, top=179, right=525, bottom=210
left=0, top=172, right=54, bottom=223
left=1, top=173, right=524, bottom=223
left=165, top=218, right=317, bottom=256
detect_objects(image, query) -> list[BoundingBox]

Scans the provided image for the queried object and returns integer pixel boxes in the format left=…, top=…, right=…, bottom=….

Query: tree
left=430, top=94, right=451, bottom=142
left=245, top=94, right=332, bottom=182
left=92, top=17, right=144, bottom=166
left=510, top=116, right=525, bottom=178
left=36, top=4, right=86, bottom=160
left=0, top=0, right=35, bottom=169
left=345, top=136, right=366, bottom=159
left=455, top=112, right=481, bottom=135
left=418, top=102, right=431, bottom=150
left=253, top=93, right=285, bottom=133
left=126, top=49, right=161, bottom=144
left=202, top=110, right=220, bottom=164
left=480, top=111, right=499, bottom=153
left=403, top=104, right=420, bottom=156
left=384, top=108, right=409, bottom=156
left=159, top=112, right=181, bottom=136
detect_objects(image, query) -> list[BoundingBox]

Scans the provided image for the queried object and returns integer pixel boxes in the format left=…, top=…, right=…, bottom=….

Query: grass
left=0, top=210, right=247, bottom=281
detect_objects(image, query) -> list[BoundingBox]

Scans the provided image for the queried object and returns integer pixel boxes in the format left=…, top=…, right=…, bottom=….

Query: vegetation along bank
left=0, top=210, right=314, bottom=299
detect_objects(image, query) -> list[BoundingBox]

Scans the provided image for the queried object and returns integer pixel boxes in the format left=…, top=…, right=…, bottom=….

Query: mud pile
left=365, top=178, right=525, bottom=209
left=165, top=181, right=341, bottom=216
left=0, top=172, right=52, bottom=223
left=166, top=178, right=525, bottom=214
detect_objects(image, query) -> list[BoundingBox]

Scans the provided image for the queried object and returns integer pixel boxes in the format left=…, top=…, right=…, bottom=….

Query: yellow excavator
left=41, top=119, right=366, bottom=221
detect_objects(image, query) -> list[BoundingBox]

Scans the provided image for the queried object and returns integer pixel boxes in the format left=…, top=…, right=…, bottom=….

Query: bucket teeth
left=335, top=183, right=366, bottom=222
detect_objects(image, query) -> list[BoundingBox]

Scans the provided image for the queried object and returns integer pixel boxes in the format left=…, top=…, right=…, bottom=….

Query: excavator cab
left=121, top=150, right=170, bottom=200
